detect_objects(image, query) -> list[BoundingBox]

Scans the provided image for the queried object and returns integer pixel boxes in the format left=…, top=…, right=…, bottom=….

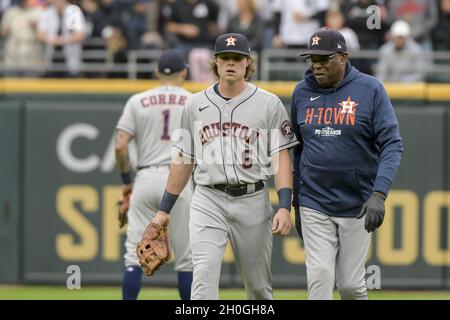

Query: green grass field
left=1, top=286, right=449, bottom=300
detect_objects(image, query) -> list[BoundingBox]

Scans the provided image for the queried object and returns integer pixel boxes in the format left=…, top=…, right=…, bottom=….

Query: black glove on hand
left=356, top=193, right=386, bottom=232
left=294, top=206, right=303, bottom=240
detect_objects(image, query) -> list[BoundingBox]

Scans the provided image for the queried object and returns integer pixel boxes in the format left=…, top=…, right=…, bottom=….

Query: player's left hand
left=356, top=192, right=386, bottom=232
left=153, top=211, right=171, bottom=227
left=272, top=208, right=292, bottom=235
left=117, top=184, right=132, bottom=229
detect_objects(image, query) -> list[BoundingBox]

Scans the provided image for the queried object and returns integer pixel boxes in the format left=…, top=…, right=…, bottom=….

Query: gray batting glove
left=356, top=193, right=386, bottom=232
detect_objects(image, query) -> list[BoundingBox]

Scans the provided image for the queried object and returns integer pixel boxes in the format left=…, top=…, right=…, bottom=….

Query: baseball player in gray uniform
left=149, top=33, right=299, bottom=300
left=115, top=50, right=194, bottom=300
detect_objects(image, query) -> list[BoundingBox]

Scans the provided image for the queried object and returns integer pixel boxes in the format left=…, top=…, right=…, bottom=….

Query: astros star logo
left=281, top=120, right=294, bottom=139
left=339, top=96, right=358, bottom=114
left=226, top=36, right=237, bottom=47
left=311, top=35, right=321, bottom=46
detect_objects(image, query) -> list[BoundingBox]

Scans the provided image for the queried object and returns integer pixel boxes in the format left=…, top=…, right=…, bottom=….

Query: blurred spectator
left=342, top=0, right=390, bottom=49
left=80, top=0, right=101, bottom=37
left=188, top=47, right=214, bottom=82
left=139, top=0, right=164, bottom=49
left=271, top=0, right=330, bottom=49
left=0, top=0, right=11, bottom=12
left=161, top=0, right=220, bottom=57
left=341, top=0, right=390, bottom=75
left=0, top=0, right=15, bottom=20
left=386, top=0, right=438, bottom=49
left=92, top=0, right=131, bottom=71
left=432, top=0, right=450, bottom=51
left=95, top=0, right=125, bottom=38
left=217, top=0, right=274, bottom=49
left=1, top=0, right=45, bottom=15
left=1, top=0, right=43, bottom=76
left=376, top=20, right=426, bottom=83
left=121, top=0, right=148, bottom=49
left=226, top=0, right=263, bottom=54
left=325, top=7, right=360, bottom=51
left=103, top=22, right=127, bottom=61
left=37, top=0, right=87, bottom=77
left=217, top=0, right=236, bottom=32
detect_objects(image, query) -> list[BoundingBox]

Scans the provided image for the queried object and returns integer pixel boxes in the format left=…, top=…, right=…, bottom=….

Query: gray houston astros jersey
left=117, top=85, right=192, bottom=166
left=116, top=85, right=194, bottom=271
left=175, top=82, right=299, bottom=185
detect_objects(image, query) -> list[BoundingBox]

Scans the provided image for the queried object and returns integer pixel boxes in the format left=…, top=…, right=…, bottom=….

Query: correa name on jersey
left=139, top=93, right=188, bottom=108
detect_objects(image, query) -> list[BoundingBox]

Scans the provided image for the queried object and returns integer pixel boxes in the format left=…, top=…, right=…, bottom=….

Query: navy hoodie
left=291, top=62, right=403, bottom=217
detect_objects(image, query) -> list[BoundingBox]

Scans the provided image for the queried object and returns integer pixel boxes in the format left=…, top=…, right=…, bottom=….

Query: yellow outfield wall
left=1, top=79, right=449, bottom=101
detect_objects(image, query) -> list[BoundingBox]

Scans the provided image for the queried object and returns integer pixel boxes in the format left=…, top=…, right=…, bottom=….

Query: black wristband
left=159, top=191, right=179, bottom=214
left=121, top=172, right=132, bottom=185
left=278, top=187, right=292, bottom=211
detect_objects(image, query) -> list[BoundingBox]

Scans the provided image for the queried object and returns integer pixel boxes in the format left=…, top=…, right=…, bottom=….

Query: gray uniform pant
left=190, top=185, right=273, bottom=300
left=124, top=166, right=193, bottom=272
left=300, top=206, right=370, bottom=300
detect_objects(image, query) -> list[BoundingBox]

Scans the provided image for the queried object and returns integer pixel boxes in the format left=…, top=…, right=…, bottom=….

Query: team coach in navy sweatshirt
left=291, top=29, right=403, bottom=300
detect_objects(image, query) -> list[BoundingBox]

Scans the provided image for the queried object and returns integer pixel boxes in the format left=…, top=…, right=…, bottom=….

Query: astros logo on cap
left=226, top=36, right=237, bottom=47
left=311, top=35, right=321, bottom=46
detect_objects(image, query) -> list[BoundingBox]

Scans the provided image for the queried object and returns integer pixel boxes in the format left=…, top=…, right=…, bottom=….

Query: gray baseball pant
left=189, top=185, right=273, bottom=300
left=300, top=206, right=371, bottom=300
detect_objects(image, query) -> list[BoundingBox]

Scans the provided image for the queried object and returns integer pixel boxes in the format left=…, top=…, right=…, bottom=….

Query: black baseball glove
left=356, top=193, right=386, bottom=232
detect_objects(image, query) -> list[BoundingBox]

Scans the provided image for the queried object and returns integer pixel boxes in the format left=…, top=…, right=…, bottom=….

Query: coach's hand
left=272, top=208, right=292, bottom=235
left=357, top=192, right=386, bottom=232
left=294, top=206, right=303, bottom=240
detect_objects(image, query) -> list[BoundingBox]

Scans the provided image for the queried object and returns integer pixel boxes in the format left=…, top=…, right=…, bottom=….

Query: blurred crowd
left=0, top=0, right=449, bottom=82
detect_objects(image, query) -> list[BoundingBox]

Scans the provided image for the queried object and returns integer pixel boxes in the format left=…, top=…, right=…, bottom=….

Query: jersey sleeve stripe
left=269, top=140, right=300, bottom=156
left=116, top=125, right=135, bottom=136
left=172, top=145, right=195, bottom=159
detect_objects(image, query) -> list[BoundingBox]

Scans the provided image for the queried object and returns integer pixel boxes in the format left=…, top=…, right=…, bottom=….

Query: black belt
left=207, top=181, right=265, bottom=197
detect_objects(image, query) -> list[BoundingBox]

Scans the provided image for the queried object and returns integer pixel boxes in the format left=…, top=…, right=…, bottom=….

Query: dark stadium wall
left=0, top=101, right=22, bottom=283
left=0, top=95, right=449, bottom=289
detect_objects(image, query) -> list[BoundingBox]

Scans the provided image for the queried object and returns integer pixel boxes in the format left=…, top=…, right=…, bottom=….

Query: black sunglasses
left=305, top=53, right=338, bottom=66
